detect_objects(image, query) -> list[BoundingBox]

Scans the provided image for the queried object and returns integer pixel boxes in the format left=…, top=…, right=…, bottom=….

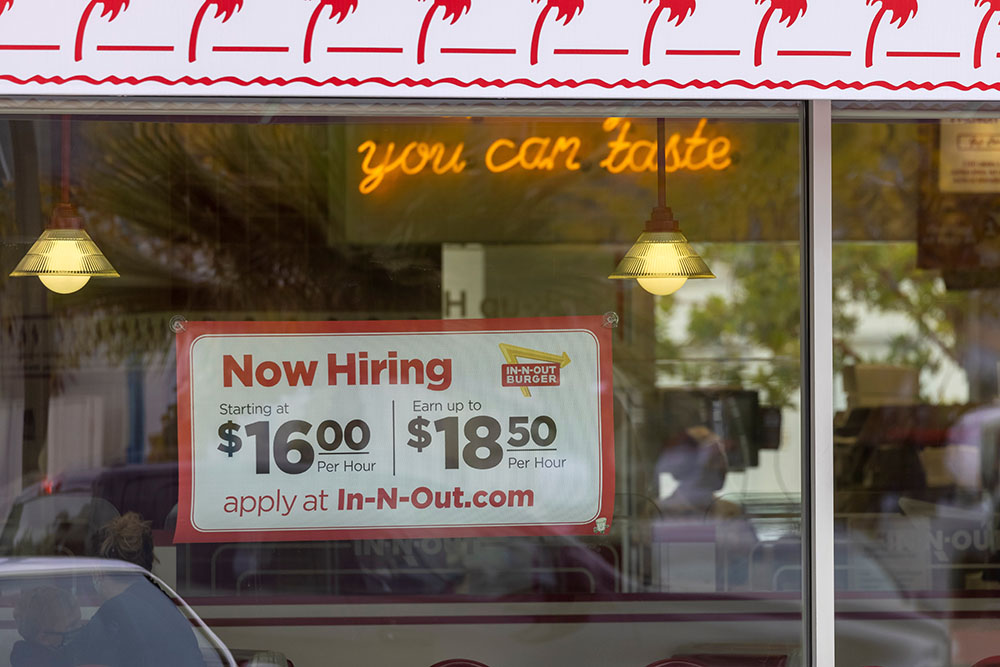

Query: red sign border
left=174, top=316, right=614, bottom=543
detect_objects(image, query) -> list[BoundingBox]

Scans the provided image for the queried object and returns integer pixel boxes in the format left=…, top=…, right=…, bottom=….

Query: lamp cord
left=647, top=118, right=677, bottom=232
left=60, top=115, right=70, bottom=204
left=657, top=117, right=666, bottom=210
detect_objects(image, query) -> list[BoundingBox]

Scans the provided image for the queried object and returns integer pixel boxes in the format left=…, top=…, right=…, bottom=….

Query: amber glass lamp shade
left=608, top=209, right=714, bottom=296
left=9, top=204, right=119, bottom=294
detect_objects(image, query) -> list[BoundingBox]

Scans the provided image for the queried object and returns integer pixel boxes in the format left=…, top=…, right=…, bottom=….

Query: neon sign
left=485, top=136, right=583, bottom=174
left=599, top=118, right=732, bottom=174
left=356, top=118, right=732, bottom=195
left=358, top=141, right=467, bottom=196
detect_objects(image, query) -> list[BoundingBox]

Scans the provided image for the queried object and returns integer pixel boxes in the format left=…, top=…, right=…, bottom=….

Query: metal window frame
left=802, top=100, right=835, bottom=667
left=0, top=96, right=802, bottom=118
left=0, top=95, right=837, bottom=667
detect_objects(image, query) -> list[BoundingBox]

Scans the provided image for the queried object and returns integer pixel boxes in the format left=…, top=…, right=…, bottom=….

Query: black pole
left=61, top=116, right=70, bottom=203
left=657, top=117, right=666, bottom=210
left=647, top=118, right=677, bottom=231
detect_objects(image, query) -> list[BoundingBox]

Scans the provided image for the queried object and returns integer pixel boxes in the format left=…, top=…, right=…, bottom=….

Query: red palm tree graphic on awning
left=974, top=0, right=1000, bottom=68
left=865, top=0, right=917, bottom=67
left=304, top=0, right=357, bottom=63
left=643, top=0, right=695, bottom=66
left=416, top=0, right=471, bottom=64
left=753, top=0, right=806, bottom=67
left=530, top=0, right=584, bottom=66
left=75, top=0, right=129, bottom=62
left=189, top=0, right=244, bottom=63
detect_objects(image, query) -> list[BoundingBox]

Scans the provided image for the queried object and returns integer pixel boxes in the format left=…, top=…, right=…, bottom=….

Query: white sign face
left=175, top=317, right=615, bottom=543
left=0, top=0, right=998, bottom=99
left=940, top=119, right=1000, bottom=193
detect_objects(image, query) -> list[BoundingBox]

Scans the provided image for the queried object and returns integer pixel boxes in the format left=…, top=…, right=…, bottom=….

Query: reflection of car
left=0, top=495, right=119, bottom=558
left=0, top=470, right=952, bottom=666
left=12, top=463, right=178, bottom=529
left=0, top=556, right=236, bottom=666
left=0, top=464, right=179, bottom=560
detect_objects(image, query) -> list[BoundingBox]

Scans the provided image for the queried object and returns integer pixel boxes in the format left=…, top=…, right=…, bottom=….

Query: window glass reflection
left=834, top=116, right=1000, bottom=667
left=0, top=113, right=803, bottom=666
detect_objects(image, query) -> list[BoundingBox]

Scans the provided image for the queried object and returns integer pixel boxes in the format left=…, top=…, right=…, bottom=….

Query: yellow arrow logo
left=499, top=343, right=571, bottom=397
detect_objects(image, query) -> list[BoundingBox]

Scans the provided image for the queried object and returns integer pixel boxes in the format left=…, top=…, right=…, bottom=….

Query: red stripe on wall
left=886, top=51, right=961, bottom=58
left=97, top=45, right=175, bottom=52
left=327, top=47, right=403, bottom=53
left=664, top=49, right=740, bottom=56
left=0, top=44, right=58, bottom=50
left=212, top=46, right=290, bottom=53
left=777, top=50, right=851, bottom=57
left=554, top=48, right=629, bottom=55
left=441, top=48, right=517, bottom=55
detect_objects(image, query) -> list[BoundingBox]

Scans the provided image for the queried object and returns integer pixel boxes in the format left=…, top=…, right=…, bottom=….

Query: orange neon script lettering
left=356, top=119, right=731, bottom=194
left=357, top=140, right=467, bottom=194
left=599, top=118, right=732, bottom=174
left=485, top=136, right=583, bottom=173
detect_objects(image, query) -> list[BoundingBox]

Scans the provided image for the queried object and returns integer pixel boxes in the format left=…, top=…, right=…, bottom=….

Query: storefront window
left=832, top=107, right=1000, bottom=667
left=0, top=107, right=804, bottom=666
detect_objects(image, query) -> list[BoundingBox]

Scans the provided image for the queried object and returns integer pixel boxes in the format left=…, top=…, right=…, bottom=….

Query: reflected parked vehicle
left=0, top=556, right=236, bottom=667
left=0, top=464, right=953, bottom=666
left=0, top=463, right=178, bottom=560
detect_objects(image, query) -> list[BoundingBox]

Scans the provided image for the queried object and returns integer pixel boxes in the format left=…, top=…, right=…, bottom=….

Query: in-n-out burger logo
left=222, top=352, right=453, bottom=391
left=930, top=525, right=1000, bottom=562
left=502, top=363, right=560, bottom=388
left=498, top=343, right=570, bottom=397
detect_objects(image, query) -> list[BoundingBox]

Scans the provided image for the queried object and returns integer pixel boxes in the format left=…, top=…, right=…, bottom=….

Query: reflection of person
left=11, top=585, right=79, bottom=667
left=656, top=427, right=758, bottom=588
left=67, top=512, right=205, bottom=667
left=657, top=426, right=735, bottom=517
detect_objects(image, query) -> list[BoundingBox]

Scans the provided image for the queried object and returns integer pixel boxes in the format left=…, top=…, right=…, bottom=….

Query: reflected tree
left=657, top=122, right=999, bottom=407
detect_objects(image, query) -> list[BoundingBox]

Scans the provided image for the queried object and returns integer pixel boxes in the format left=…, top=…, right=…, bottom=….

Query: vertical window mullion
left=802, top=99, right=835, bottom=667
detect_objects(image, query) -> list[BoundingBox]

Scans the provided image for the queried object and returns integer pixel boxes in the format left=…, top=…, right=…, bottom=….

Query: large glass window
left=0, top=107, right=804, bottom=666
left=833, top=107, right=1000, bottom=667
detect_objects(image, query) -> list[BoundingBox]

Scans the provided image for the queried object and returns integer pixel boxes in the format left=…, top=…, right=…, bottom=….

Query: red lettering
left=282, top=360, right=318, bottom=387
left=255, top=361, right=281, bottom=387
left=223, top=354, right=253, bottom=387
left=434, top=490, right=452, bottom=508
left=377, top=487, right=398, bottom=510
left=328, top=353, right=356, bottom=386
left=224, top=355, right=317, bottom=387
left=411, top=486, right=433, bottom=509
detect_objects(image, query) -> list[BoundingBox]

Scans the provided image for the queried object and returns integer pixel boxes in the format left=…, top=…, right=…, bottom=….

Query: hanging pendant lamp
left=609, top=118, right=714, bottom=296
left=9, top=117, right=118, bottom=294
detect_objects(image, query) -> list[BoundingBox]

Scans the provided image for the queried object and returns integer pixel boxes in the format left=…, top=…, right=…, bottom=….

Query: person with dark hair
left=98, top=511, right=155, bottom=570
left=11, top=585, right=79, bottom=667
left=67, top=512, right=206, bottom=667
